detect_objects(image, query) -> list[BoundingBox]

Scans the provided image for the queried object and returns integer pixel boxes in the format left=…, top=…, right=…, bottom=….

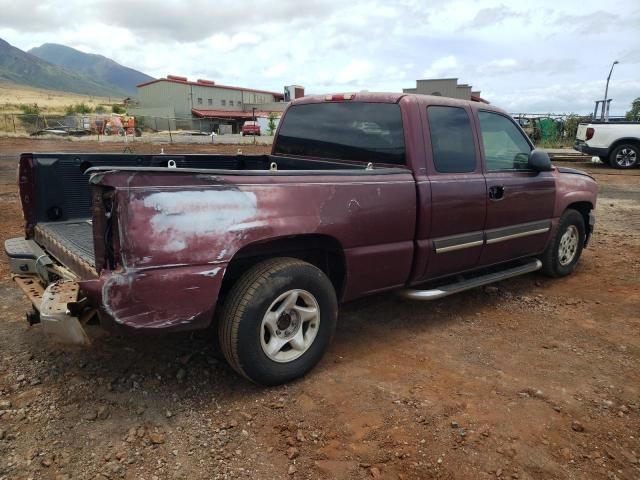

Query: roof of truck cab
left=291, top=92, right=507, bottom=114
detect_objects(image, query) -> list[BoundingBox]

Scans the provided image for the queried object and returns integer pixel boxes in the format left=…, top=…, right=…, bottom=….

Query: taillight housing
left=586, top=127, right=595, bottom=140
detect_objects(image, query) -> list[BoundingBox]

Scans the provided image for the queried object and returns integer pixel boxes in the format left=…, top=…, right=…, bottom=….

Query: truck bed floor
left=34, top=220, right=96, bottom=277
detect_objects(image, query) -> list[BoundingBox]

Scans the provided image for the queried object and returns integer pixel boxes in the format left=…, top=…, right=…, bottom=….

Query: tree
left=626, top=97, right=640, bottom=121
left=267, top=112, right=277, bottom=136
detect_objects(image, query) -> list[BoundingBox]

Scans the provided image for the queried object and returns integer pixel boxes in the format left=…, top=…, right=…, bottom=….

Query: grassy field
left=0, top=81, right=117, bottom=114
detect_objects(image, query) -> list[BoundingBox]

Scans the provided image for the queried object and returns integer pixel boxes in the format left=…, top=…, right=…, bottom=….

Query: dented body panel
left=83, top=170, right=417, bottom=331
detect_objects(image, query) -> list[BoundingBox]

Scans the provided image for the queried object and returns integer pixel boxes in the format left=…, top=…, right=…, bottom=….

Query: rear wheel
left=218, top=258, right=338, bottom=385
left=609, top=143, right=639, bottom=169
left=540, top=209, right=586, bottom=277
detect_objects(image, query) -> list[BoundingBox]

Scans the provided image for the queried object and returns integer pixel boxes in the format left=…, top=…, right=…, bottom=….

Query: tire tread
left=218, top=257, right=310, bottom=381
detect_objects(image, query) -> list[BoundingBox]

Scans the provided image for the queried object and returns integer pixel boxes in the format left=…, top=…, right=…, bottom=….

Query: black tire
left=540, top=209, right=586, bottom=277
left=218, top=257, right=338, bottom=385
left=609, top=143, right=639, bottom=169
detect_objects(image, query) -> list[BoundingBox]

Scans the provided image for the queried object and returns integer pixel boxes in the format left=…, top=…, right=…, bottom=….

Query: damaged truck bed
left=5, top=92, right=598, bottom=385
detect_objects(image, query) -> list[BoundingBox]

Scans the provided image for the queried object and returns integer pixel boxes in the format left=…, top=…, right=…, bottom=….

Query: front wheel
left=609, top=144, right=639, bottom=169
left=540, top=209, right=586, bottom=277
left=218, top=258, right=338, bottom=385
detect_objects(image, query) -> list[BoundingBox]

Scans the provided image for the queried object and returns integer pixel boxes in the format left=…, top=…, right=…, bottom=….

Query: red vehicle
left=5, top=93, right=598, bottom=385
left=241, top=120, right=261, bottom=136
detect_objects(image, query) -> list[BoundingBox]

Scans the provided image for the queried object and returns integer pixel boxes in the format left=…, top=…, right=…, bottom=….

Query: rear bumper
left=6, top=237, right=227, bottom=339
left=11, top=275, right=91, bottom=345
left=574, top=141, right=608, bottom=157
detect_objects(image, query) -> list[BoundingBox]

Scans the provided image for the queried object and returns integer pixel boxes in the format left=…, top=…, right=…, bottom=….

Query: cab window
left=427, top=106, right=476, bottom=173
left=478, top=111, right=532, bottom=171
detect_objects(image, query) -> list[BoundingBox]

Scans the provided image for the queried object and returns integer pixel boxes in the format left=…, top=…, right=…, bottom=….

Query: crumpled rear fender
left=80, top=264, right=226, bottom=333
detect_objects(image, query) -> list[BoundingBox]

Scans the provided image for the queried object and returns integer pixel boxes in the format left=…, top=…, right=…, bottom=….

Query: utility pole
left=602, top=60, right=619, bottom=121
left=252, top=107, right=256, bottom=145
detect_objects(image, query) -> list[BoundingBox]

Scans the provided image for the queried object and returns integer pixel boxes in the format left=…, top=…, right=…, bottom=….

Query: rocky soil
left=0, top=138, right=638, bottom=479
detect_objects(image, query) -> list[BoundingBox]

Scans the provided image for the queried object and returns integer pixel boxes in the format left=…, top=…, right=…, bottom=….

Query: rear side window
left=427, top=106, right=476, bottom=173
left=478, top=111, right=532, bottom=171
left=273, top=102, right=405, bottom=165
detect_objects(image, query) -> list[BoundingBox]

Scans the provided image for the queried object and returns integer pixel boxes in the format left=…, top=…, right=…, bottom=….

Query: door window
left=427, top=106, right=476, bottom=173
left=479, top=112, right=532, bottom=171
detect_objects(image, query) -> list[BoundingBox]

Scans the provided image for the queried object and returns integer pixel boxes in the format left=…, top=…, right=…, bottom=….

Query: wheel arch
left=608, top=137, right=640, bottom=155
left=565, top=201, right=593, bottom=245
left=220, top=234, right=347, bottom=303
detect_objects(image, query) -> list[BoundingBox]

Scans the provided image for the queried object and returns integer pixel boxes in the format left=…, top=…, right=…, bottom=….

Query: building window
left=237, top=100, right=242, bottom=107
left=197, top=97, right=203, bottom=105
left=229, top=100, right=234, bottom=106
left=208, top=99, right=213, bottom=106
left=221, top=99, right=226, bottom=106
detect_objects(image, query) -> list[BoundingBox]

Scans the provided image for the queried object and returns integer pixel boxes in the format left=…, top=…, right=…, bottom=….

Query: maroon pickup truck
left=6, top=93, right=598, bottom=385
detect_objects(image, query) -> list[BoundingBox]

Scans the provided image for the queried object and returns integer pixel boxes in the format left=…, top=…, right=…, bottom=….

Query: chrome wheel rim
left=615, top=148, right=637, bottom=167
left=260, top=289, right=320, bottom=363
left=558, top=225, right=579, bottom=266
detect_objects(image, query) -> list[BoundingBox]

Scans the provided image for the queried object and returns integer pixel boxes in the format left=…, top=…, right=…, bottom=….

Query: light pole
left=252, top=107, right=256, bottom=145
left=602, top=60, right=619, bottom=120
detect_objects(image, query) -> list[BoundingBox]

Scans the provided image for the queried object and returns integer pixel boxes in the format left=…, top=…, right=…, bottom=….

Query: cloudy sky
left=0, top=0, right=638, bottom=114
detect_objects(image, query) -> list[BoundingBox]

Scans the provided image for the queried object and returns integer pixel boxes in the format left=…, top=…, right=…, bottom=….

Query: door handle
left=489, top=185, right=505, bottom=200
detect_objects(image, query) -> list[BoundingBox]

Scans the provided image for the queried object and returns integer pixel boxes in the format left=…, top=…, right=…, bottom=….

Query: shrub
left=112, top=105, right=125, bottom=114
left=626, top=97, right=640, bottom=121
left=267, top=112, right=277, bottom=136
left=19, top=103, right=40, bottom=115
left=64, top=103, right=94, bottom=115
left=94, top=105, right=107, bottom=114
left=74, top=103, right=93, bottom=114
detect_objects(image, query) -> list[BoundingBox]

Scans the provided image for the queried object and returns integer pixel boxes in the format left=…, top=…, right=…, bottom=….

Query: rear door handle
left=489, top=185, right=505, bottom=200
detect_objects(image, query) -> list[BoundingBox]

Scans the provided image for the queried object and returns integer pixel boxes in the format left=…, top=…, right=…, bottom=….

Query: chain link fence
left=0, top=113, right=272, bottom=138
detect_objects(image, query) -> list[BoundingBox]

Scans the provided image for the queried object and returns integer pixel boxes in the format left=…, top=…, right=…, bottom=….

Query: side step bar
left=399, top=259, right=542, bottom=301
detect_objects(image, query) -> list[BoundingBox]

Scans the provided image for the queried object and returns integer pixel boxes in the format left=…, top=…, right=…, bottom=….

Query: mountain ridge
left=0, top=38, right=152, bottom=98
left=29, top=43, right=153, bottom=96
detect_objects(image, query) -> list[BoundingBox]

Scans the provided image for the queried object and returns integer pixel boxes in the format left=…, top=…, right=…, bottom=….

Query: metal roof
left=137, top=77, right=284, bottom=99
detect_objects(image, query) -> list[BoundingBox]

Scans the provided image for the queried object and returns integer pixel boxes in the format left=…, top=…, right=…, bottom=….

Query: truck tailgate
left=576, top=124, right=587, bottom=141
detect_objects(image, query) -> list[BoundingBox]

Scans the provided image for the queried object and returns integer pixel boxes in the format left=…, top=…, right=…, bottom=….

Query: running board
left=399, top=259, right=542, bottom=301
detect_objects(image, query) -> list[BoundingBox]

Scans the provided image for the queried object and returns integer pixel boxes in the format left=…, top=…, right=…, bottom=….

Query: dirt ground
left=0, top=138, right=638, bottom=480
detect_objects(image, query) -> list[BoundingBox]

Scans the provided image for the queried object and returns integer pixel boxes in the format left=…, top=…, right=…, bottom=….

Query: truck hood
left=556, top=166, right=595, bottom=180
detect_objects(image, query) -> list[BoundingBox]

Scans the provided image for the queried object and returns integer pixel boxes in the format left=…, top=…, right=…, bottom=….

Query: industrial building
left=403, top=78, right=487, bottom=103
left=130, top=75, right=304, bottom=133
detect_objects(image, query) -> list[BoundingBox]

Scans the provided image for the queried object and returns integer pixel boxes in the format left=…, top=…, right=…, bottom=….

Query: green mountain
left=0, top=38, right=128, bottom=98
left=29, top=43, right=153, bottom=96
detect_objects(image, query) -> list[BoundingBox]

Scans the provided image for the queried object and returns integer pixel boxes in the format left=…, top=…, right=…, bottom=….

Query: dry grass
left=0, top=81, right=115, bottom=114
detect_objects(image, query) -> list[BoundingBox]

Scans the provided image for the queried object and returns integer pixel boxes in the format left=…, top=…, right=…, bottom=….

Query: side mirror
left=528, top=149, right=552, bottom=172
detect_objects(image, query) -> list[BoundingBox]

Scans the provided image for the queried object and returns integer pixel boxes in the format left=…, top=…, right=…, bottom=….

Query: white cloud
left=422, top=56, right=460, bottom=79
left=476, top=58, right=519, bottom=75
left=0, top=0, right=637, bottom=114
left=264, top=62, right=288, bottom=79
left=336, top=59, right=374, bottom=85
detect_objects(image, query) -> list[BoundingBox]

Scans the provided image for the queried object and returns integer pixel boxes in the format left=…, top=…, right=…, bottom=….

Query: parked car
left=241, top=120, right=260, bottom=136
left=5, top=92, right=598, bottom=385
left=575, top=120, right=640, bottom=168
